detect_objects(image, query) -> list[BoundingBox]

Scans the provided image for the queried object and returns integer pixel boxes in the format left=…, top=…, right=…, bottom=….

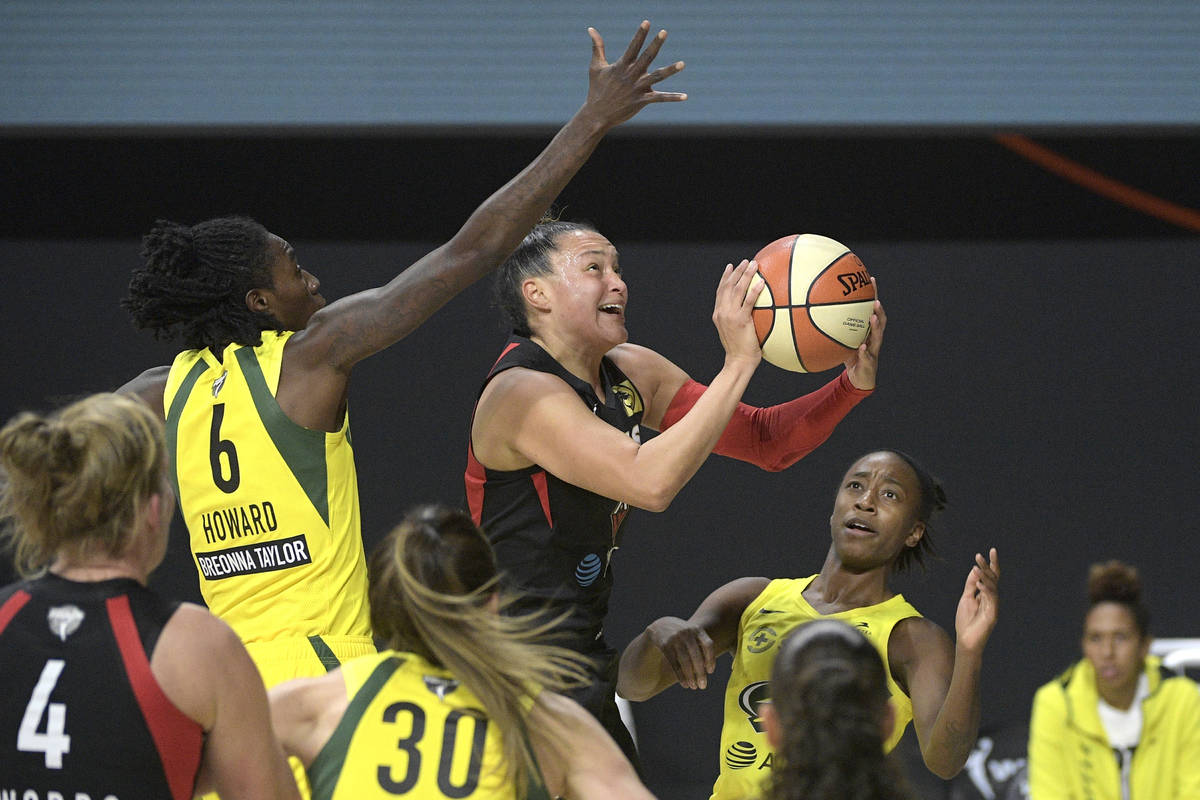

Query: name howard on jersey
left=199, top=500, right=278, bottom=544
left=1, top=789, right=117, bottom=800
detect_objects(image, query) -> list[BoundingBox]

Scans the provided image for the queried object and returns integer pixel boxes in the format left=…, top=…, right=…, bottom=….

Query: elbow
left=635, top=483, right=677, bottom=513
left=923, top=753, right=966, bottom=781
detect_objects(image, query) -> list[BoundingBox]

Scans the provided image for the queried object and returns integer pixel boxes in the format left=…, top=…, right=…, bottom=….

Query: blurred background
left=2, top=2, right=1197, bottom=797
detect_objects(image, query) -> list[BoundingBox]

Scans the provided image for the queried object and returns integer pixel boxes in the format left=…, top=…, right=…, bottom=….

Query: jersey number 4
left=210, top=403, right=241, bottom=494
left=378, top=702, right=488, bottom=797
left=18, top=659, right=71, bottom=769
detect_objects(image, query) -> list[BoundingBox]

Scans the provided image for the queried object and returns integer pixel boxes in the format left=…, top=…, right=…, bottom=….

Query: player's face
left=1082, top=602, right=1148, bottom=704
left=828, top=452, right=924, bottom=572
left=257, top=234, right=325, bottom=331
left=542, top=230, right=627, bottom=350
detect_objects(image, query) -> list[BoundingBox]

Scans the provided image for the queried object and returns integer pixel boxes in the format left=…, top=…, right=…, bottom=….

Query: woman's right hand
left=712, top=259, right=765, bottom=367
left=647, top=616, right=718, bottom=690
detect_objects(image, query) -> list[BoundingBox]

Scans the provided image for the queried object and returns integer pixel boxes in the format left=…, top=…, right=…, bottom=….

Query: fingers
left=587, top=27, right=606, bottom=69
left=617, top=20, right=651, bottom=65
left=633, top=27, right=669, bottom=72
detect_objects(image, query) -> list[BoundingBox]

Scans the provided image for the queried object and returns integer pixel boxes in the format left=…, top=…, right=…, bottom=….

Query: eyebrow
left=849, top=470, right=907, bottom=488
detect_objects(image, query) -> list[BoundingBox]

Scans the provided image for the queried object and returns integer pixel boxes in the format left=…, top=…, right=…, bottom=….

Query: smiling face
left=1083, top=601, right=1149, bottom=707
left=526, top=229, right=628, bottom=351
left=828, top=451, right=926, bottom=573
left=247, top=234, right=326, bottom=331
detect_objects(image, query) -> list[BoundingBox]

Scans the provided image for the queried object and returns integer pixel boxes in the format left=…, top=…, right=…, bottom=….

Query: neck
left=1098, top=674, right=1142, bottom=711
left=51, top=550, right=148, bottom=585
left=808, top=552, right=893, bottom=611
left=528, top=331, right=607, bottom=395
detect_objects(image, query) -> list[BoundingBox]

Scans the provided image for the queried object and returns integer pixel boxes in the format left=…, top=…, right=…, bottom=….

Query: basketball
left=751, top=234, right=876, bottom=373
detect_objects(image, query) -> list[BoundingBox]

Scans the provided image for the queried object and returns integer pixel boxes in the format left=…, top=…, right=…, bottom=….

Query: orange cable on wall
left=993, top=133, right=1200, bottom=234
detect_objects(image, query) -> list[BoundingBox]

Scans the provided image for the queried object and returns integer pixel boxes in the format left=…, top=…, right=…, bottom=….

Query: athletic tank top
left=464, top=335, right=645, bottom=656
left=308, top=650, right=549, bottom=800
left=0, top=574, right=203, bottom=800
left=163, top=331, right=371, bottom=645
left=710, top=575, right=921, bottom=800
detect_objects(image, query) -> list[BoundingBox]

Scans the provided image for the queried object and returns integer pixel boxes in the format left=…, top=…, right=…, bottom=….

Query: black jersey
left=0, top=574, right=203, bottom=800
left=465, top=335, right=645, bottom=657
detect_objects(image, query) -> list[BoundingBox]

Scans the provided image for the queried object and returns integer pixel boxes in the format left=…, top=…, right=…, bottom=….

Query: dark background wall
left=1, top=131, right=1197, bottom=798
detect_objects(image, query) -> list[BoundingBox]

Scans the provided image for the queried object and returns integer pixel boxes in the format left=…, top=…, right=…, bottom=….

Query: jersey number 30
left=18, top=659, right=71, bottom=769
left=378, top=702, right=488, bottom=797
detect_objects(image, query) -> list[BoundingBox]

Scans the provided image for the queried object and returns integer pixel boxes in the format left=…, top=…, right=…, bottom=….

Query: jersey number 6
left=209, top=403, right=241, bottom=494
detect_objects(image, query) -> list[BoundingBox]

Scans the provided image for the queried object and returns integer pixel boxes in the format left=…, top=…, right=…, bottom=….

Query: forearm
left=627, top=356, right=757, bottom=510
left=660, top=371, right=871, bottom=471
left=921, top=646, right=984, bottom=779
left=617, top=627, right=678, bottom=701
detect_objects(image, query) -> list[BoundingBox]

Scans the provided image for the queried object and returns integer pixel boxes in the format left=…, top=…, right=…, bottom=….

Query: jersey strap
left=0, top=589, right=31, bottom=635
left=106, top=594, right=203, bottom=800
left=309, top=654, right=405, bottom=800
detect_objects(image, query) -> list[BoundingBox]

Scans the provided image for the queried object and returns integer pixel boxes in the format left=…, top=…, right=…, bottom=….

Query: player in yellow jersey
left=268, top=505, right=654, bottom=800
left=117, top=22, right=686, bottom=683
left=618, top=450, right=1000, bottom=797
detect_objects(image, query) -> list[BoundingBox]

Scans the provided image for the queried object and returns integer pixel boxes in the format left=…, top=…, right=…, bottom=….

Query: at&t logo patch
left=575, top=554, right=602, bottom=586
left=724, top=741, right=757, bottom=769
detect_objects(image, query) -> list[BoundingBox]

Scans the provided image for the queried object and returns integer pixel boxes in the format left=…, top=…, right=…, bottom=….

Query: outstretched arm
left=651, top=295, right=885, bottom=471
left=530, top=691, right=656, bottom=800
left=618, top=577, right=769, bottom=700
left=280, top=22, right=686, bottom=428
left=891, top=549, right=1000, bottom=779
left=116, top=365, right=170, bottom=421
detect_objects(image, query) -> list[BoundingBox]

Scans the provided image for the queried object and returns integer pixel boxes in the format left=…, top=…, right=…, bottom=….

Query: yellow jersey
left=309, top=651, right=550, bottom=800
left=710, top=575, right=921, bottom=800
left=163, top=333, right=371, bottom=651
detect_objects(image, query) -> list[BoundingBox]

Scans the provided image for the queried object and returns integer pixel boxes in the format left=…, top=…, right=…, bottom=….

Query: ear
left=522, top=276, right=553, bottom=314
left=761, top=701, right=782, bottom=749
left=904, top=520, right=926, bottom=549
left=245, top=286, right=272, bottom=314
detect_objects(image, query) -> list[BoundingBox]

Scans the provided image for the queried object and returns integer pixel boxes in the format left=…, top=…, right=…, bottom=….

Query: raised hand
left=955, top=547, right=1000, bottom=654
left=843, top=278, right=885, bottom=390
left=712, top=259, right=766, bottom=367
left=583, top=21, right=687, bottom=128
left=647, top=616, right=718, bottom=690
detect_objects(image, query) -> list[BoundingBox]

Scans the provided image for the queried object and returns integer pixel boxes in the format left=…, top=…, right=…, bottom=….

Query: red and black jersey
left=465, top=335, right=646, bottom=658
left=0, top=574, right=203, bottom=800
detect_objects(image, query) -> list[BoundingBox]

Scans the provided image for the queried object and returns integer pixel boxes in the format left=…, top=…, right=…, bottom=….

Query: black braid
left=123, top=216, right=277, bottom=351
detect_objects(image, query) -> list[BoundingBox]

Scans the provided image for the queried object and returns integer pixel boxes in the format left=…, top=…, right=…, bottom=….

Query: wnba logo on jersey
left=574, top=554, right=602, bottom=587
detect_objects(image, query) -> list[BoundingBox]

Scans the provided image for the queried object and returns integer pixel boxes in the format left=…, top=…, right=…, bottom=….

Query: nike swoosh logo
left=758, top=609, right=784, bottom=615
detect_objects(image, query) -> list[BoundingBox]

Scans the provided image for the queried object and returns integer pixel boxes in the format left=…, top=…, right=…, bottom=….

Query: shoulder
left=889, top=616, right=953, bottom=667
left=116, top=365, right=172, bottom=418
left=159, top=602, right=244, bottom=661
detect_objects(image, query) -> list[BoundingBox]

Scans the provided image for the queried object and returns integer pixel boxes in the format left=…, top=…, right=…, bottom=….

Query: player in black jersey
left=0, top=393, right=296, bottom=800
left=466, top=220, right=885, bottom=762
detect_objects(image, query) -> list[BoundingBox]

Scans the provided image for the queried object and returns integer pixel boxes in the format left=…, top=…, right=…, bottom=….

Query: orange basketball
left=751, top=234, right=876, bottom=373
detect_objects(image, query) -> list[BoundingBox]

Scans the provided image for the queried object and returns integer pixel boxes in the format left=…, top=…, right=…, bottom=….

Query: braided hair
left=123, top=216, right=278, bottom=351
left=767, top=620, right=914, bottom=800
left=877, top=450, right=946, bottom=573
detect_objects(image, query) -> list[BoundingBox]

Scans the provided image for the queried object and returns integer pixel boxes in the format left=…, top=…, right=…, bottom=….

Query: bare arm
left=153, top=604, right=299, bottom=800
left=472, top=262, right=764, bottom=511
left=890, top=549, right=1000, bottom=779
left=279, top=23, right=686, bottom=429
left=116, top=365, right=170, bottom=421
left=529, top=690, right=655, bottom=800
left=268, top=672, right=350, bottom=768
left=618, top=577, right=769, bottom=700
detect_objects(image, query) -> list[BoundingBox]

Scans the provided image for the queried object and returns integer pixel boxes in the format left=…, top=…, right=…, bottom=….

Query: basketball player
left=268, top=505, right=654, bottom=800
left=618, top=450, right=999, bottom=796
left=0, top=393, right=297, bottom=800
left=761, top=620, right=915, bottom=800
left=117, top=22, right=686, bottom=692
left=465, top=220, right=885, bottom=762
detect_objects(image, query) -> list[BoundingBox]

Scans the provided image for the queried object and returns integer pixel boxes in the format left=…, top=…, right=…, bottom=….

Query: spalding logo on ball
left=752, top=233, right=875, bottom=373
